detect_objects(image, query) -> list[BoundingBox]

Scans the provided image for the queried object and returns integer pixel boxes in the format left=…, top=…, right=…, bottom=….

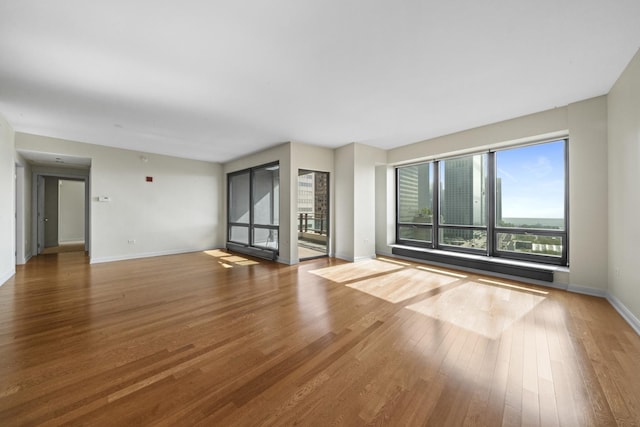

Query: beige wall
left=0, top=113, right=15, bottom=285
left=16, top=133, right=223, bottom=263
left=334, top=144, right=355, bottom=260
left=567, top=96, right=608, bottom=293
left=608, top=49, right=640, bottom=327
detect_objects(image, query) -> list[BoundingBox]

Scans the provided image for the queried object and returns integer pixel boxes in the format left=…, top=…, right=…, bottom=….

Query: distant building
left=397, top=163, right=431, bottom=222
left=441, top=156, right=485, bottom=240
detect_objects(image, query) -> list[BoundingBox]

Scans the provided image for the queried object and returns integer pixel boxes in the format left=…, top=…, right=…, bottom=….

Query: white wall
left=14, top=152, right=32, bottom=264
left=334, top=143, right=386, bottom=261
left=291, top=142, right=335, bottom=262
left=388, top=107, right=568, bottom=165
left=354, top=144, right=386, bottom=260
left=58, top=180, right=85, bottom=243
left=375, top=165, right=395, bottom=257
left=16, top=133, right=223, bottom=263
left=608, top=49, right=640, bottom=326
left=0, top=113, right=15, bottom=286
left=334, top=144, right=355, bottom=261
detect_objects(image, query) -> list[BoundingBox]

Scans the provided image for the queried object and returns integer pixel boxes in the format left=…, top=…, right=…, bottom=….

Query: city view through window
left=397, top=140, right=567, bottom=265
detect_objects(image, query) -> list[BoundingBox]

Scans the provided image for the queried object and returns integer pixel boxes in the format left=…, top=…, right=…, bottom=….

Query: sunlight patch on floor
left=203, top=250, right=260, bottom=267
left=406, top=281, right=546, bottom=339
left=204, top=250, right=229, bottom=257
left=416, top=265, right=468, bottom=279
left=477, top=278, right=549, bottom=295
left=376, top=257, right=412, bottom=267
left=309, top=259, right=402, bottom=283
left=347, top=268, right=460, bottom=303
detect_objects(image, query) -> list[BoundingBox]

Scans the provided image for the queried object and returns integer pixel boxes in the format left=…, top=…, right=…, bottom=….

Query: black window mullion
left=395, top=168, right=400, bottom=245
left=432, top=161, right=440, bottom=249
left=249, top=169, right=255, bottom=247
left=227, top=162, right=279, bottom=254
left=564, top=139, right=570, bottom=265
left=487, top=151, right=496, bottom=257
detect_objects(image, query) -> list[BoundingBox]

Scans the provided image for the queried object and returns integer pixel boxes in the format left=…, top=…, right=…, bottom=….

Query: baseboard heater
left=392, top=247, right=554, bottom=282
left=226, top=242, right=278, bottom=261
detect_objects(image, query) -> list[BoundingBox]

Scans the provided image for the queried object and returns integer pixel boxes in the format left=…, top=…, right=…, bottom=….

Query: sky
left=496, top=140, right=565, bottom=219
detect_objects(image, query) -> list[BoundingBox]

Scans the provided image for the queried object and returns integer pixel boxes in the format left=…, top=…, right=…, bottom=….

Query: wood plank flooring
left=0, top=250, right=639, bottom=426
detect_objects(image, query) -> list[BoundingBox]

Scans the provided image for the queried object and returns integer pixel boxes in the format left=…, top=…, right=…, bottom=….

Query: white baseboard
left=90, top=247, right=213, bottom=264
left=334, top=253, right=354, bottom=262
left=0, top=267, right=15, bottom=287
left=567, top=283, right=608, bottom=298
left=607, top=293, right=640, bottom=336
left=16, top=253, right=32, bottom=265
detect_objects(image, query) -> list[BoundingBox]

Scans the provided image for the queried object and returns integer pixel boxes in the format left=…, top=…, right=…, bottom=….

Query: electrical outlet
left=128, top=239, right=136, bottom=244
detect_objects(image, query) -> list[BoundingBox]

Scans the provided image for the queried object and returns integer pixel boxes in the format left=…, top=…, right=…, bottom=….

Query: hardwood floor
left=0, top=250, right=639, bottom=426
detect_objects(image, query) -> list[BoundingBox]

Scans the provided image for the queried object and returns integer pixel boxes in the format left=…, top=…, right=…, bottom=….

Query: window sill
left=390, top=245, right=568, bottom=282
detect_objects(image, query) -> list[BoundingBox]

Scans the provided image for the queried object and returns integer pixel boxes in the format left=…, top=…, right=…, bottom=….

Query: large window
left=228, top=162, right=279, bottom=253
left=439, top=153, right=487, bottom=251
left=396, top=139, right=567, bottom=265
left=397, top=163, right=433, bottom=246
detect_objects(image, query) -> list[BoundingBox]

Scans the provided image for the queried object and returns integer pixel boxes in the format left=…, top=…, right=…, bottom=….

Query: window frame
left=227, top=161, right=280, bottom=254
left=395, top=138, right=568, bottom=266
left=395, top=161, right=434, bottom=248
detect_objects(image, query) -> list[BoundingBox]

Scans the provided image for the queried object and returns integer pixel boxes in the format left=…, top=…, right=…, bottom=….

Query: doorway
left=297, top=170, right=329, bottom=260
left=36, top=176, right=87, bottom=255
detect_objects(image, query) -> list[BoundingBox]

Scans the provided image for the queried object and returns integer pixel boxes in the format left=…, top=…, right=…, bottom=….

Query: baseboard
left=16, top=253, right=32, bottom=266
left=376, top=249, right=394, bottom=258
left=567, top=283, right=608, bottom=298
left=90, top=247, right=213, bottom=264
left=607, top=293, right=640, bottom=336
left=335, top=253, right=354, bottom=262
left=0, top=267, right=15, bottom=287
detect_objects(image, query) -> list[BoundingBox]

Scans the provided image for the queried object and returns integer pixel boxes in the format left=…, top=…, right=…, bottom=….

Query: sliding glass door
left=297, top=169, right=329, bottom=259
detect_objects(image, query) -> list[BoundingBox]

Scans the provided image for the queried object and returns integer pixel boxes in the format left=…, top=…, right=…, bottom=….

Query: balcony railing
left=297, top=213, right=327, bottom=235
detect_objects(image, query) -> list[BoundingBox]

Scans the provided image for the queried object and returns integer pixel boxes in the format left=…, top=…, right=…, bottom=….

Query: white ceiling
left=1, top=1, right=639, bottom=163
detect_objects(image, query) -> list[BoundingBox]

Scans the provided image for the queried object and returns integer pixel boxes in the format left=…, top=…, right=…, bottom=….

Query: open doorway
left=297, top=170, right=329, bottom=260
left=37, top=177, right=86, bottom=255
